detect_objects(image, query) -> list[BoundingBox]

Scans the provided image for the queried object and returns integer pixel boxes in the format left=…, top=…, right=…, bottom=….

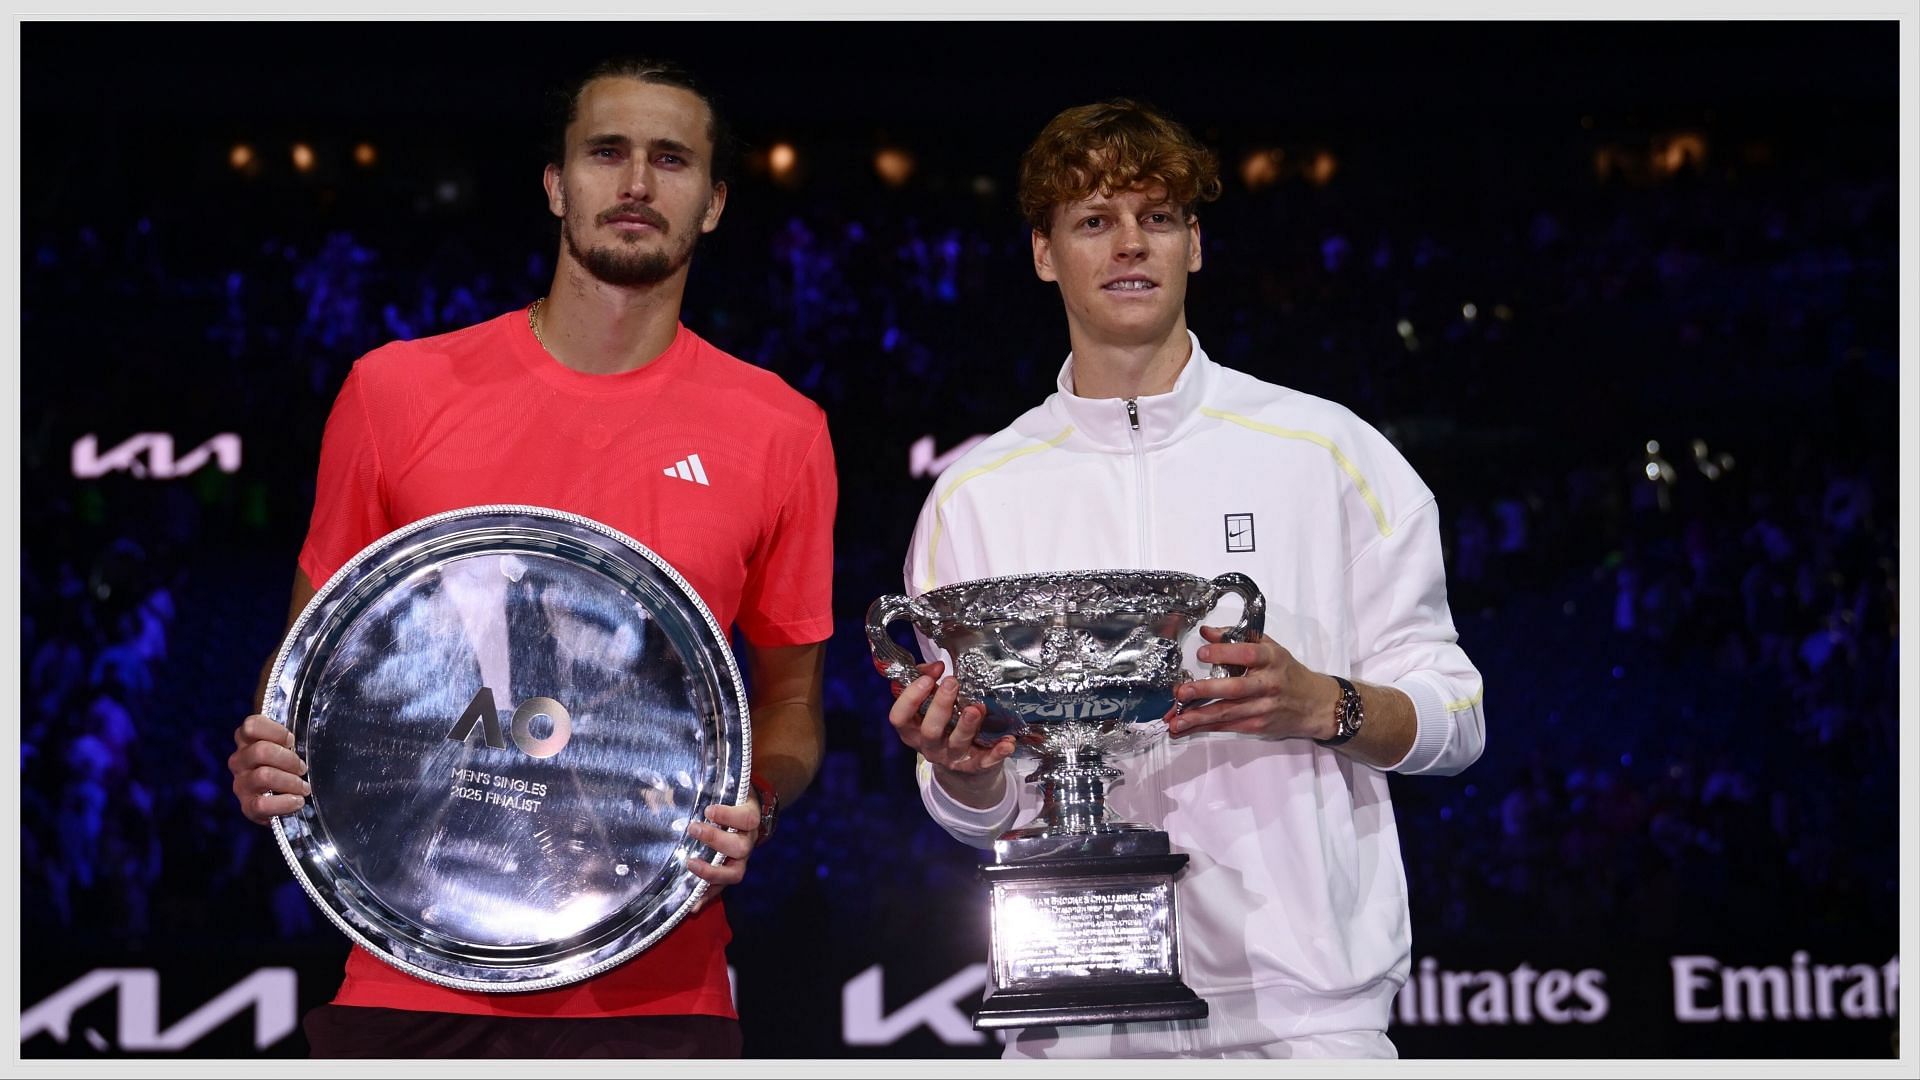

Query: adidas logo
left=663, top=453, right=710, bottom=486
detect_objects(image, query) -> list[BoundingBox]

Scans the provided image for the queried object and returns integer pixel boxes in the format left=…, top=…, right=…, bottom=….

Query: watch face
left=265, top=504, right=749, bottom=992
left=753, top=779, right=777, bottom=838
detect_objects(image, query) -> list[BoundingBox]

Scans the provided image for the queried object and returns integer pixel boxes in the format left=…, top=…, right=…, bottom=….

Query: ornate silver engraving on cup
left=266, top=505, right=748, bottom=993
left=867, top=569, right=1266, bottom=830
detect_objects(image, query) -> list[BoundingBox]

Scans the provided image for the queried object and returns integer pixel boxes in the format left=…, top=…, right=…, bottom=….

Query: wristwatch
left=750, top=774, right=780, bottom=844
left=1315, top=675, right=1364, bottom=747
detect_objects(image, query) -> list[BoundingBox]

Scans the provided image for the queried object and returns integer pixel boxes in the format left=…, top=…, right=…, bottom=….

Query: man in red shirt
left=226, top=57, right=835, bottom=1057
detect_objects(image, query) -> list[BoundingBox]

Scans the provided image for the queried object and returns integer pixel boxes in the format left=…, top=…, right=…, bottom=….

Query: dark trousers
left=303, top=1004, right=743, bottom=1058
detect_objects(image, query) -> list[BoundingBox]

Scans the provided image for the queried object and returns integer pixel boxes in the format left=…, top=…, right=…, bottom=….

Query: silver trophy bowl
left=868, top=569, right=1264, bottom=840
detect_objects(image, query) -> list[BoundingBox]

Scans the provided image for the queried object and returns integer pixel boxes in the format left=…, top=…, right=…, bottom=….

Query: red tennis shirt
left=296, top=309, right=836, bottom=1017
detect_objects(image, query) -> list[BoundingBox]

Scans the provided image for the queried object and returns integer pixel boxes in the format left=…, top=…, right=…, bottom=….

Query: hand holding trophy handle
left=865, top=593, right=927, bottom=690
left=1206, top=571, right=1268, bottom=673
left=1180, top=572, right=1268, bottom=709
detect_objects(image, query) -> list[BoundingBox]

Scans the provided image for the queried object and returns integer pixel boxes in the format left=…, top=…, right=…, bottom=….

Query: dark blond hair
left=545, top=57, right=735, bottom=186
left=1017, top=99, right=1223, bottom=235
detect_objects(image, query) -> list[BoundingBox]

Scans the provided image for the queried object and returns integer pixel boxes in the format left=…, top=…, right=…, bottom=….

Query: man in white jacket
left=885, top=99, right=1487, bottom=1059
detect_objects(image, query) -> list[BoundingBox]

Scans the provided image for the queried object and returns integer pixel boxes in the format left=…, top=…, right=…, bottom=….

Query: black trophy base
left=974, top=980, right=1208, bottom=1029
left=976, top=849, right=1206, bottom=1031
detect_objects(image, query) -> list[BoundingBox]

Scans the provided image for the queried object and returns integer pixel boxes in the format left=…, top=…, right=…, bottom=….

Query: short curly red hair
left=1017, top=99, right=1223, bottom=235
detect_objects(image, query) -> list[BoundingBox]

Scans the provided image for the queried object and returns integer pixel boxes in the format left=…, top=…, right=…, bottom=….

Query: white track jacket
left=906, top=335, right=1486, bottom=1057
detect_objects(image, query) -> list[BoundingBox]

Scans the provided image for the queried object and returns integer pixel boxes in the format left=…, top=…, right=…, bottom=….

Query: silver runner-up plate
left=264, top=505, right=749, bottom=993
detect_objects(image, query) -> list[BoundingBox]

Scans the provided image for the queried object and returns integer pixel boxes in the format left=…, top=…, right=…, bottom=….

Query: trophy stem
left=1027, top=747, right=1128, bottom=837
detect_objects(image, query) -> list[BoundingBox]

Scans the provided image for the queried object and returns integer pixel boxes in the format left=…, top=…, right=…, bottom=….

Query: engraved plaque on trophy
left=868, top=570, right=1265, bottom=1028
left=264, top=505, right=749, bottom=992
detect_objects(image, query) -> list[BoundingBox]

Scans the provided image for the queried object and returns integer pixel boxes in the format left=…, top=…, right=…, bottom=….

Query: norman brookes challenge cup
left=867, top=569, right=1266, bottom=1029
left=264, top=505, right=749, bottom=992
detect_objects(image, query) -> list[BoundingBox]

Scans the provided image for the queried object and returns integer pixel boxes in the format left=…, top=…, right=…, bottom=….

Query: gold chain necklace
left=528, top=297, right=549, bottom=351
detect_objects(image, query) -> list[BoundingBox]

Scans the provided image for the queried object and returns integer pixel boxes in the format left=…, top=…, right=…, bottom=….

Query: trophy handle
left=865, top=594, right=927, bottom=689
left=1206, top=572, right=1267, bottom=677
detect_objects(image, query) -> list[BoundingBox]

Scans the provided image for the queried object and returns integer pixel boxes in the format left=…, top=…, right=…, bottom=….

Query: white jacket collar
left=1051, top=331, right=1214, bottom=450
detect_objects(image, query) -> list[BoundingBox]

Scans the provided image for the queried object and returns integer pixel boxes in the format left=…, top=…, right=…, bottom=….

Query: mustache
left=596, top=204, right=670, bottom=231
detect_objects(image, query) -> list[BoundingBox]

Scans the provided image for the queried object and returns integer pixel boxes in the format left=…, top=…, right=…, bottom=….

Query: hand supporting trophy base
left=869, top=570, right=1265, bottom=1030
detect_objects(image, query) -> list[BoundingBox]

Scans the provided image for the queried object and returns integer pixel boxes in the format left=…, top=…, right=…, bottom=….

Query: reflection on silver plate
left=264, top=505, right=749, bottom=992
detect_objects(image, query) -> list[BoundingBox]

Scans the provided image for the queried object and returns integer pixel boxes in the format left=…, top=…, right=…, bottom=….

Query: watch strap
left=1315, top=675, right=1363, bottom=747
left=749, top=774, right=779, bottom=844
